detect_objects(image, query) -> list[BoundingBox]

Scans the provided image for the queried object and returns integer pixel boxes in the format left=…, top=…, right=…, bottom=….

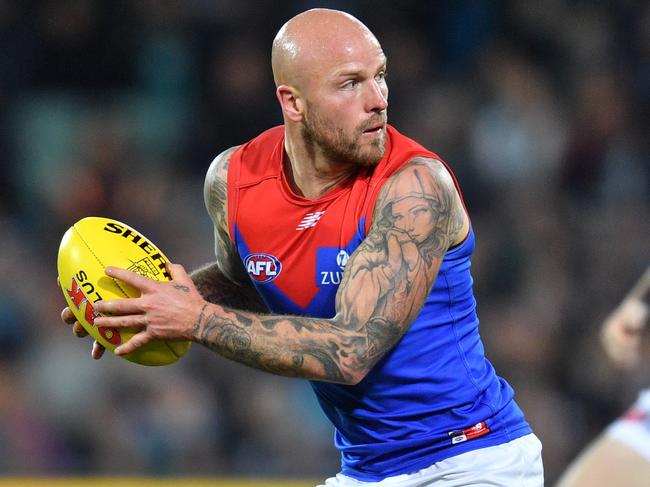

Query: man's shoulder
left=230, top=125, right=286, bottom=185
left=374, top=125, right=442, bottom=182
left=386, top=125, right=429, bottom=153
left=240, top=125, right=285, bottom=154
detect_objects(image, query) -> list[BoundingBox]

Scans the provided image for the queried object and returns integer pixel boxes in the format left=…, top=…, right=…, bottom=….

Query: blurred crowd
left=0, top=0, right=648, bottom=483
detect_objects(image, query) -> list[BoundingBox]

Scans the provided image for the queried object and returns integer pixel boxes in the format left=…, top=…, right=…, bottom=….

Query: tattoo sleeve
left=192, top=157, right=467, bottom=384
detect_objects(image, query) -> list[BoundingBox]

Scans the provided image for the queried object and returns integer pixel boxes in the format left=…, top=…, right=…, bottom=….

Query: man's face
left=300, top=41, right=388, bottom=167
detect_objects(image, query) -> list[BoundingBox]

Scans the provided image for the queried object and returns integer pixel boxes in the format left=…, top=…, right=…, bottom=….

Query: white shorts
left=318, top=433, right=544, bottom=487
left=606, top=388, right=650, bottom=462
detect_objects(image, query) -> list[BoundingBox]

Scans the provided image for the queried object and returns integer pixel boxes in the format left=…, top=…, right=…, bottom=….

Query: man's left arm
left=93, top=158, right=467, bottom=383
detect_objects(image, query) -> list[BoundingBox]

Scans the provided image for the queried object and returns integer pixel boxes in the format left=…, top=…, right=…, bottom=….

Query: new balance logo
left=296, top=211, right=325, bottom=230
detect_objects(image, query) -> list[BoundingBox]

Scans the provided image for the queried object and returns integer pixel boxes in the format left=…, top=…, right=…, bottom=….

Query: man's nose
left=366, top=79, right=388, bottom=112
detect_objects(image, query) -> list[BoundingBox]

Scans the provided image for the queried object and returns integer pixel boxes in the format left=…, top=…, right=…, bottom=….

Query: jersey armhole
left=438, top=158, right=472, bottom=246
left=227, top=147, right=243, bottom=245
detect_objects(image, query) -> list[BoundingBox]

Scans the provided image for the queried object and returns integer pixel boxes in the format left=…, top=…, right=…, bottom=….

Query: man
left=61, top=9, right=543, bottom=486
left=557, top=266, right=650, bottom=487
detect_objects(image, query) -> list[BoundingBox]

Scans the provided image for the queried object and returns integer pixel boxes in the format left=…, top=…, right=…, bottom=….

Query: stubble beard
left=301, top=109, right=387, bottom=167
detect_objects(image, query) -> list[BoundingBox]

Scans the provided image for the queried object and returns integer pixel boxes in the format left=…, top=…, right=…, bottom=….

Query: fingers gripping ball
left=57, top=217, right=191, bottom=366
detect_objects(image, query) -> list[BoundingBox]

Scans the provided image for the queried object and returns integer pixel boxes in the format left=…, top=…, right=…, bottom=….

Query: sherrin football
left=57, top=216, right=191, bottom=366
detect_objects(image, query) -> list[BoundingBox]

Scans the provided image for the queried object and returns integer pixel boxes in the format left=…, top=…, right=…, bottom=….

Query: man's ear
left=276, top=85, right=305, bottom=122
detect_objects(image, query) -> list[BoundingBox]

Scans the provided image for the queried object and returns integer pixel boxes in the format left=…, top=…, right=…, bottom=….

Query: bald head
left=271, top=9, right=381, bottom=88
left=272, top=9, right=389, bottom=170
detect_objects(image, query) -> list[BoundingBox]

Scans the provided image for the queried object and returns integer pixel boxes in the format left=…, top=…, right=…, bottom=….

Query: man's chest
left=233, top=185, right=367, bottom=315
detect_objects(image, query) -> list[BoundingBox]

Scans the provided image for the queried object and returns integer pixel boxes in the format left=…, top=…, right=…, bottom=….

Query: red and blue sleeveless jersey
left=227, top=125, right=532, bottom=481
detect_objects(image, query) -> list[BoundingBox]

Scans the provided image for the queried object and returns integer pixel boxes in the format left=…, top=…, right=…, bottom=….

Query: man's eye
left=342, top=80, right=358, bottom=89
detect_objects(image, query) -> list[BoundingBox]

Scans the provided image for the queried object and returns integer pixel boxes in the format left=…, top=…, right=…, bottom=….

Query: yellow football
left=57, top=216, right=191, bottom=366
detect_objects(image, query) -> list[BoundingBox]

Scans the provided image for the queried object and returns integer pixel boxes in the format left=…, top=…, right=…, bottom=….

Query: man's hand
left=600, top=298, right=649, bottom=370
left=57, top=277, right=106, bottom=359
left=93, top=263, right=205, bottom=356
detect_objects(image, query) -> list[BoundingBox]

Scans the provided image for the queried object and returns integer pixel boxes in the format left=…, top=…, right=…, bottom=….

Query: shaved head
left=272, top=8, right=389, bottom=170
left=271, top=9, right=381, bottom=89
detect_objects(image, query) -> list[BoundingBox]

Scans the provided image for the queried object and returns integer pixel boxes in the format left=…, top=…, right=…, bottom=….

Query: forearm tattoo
left=195, top=157, right=466, bottom=384
left=192, top=304, right=354, bottom=382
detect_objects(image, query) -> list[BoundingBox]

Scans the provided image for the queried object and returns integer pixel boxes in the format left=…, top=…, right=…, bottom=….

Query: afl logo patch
left=245, top=253, right=282, bottom=283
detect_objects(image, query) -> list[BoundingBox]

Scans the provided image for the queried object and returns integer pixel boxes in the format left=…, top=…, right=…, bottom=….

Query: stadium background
left=0, top=0, right=648, bottom=485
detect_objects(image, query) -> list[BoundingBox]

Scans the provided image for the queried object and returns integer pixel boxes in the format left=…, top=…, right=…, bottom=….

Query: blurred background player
left=557, top=265, right=650, bottom=487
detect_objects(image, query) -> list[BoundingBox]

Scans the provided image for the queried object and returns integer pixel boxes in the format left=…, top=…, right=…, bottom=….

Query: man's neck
left=283, top=134, right=358, bottom=199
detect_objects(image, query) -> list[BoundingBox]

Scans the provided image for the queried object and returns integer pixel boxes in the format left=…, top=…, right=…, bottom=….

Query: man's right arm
left=194, top=146, right=268, bottom=313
